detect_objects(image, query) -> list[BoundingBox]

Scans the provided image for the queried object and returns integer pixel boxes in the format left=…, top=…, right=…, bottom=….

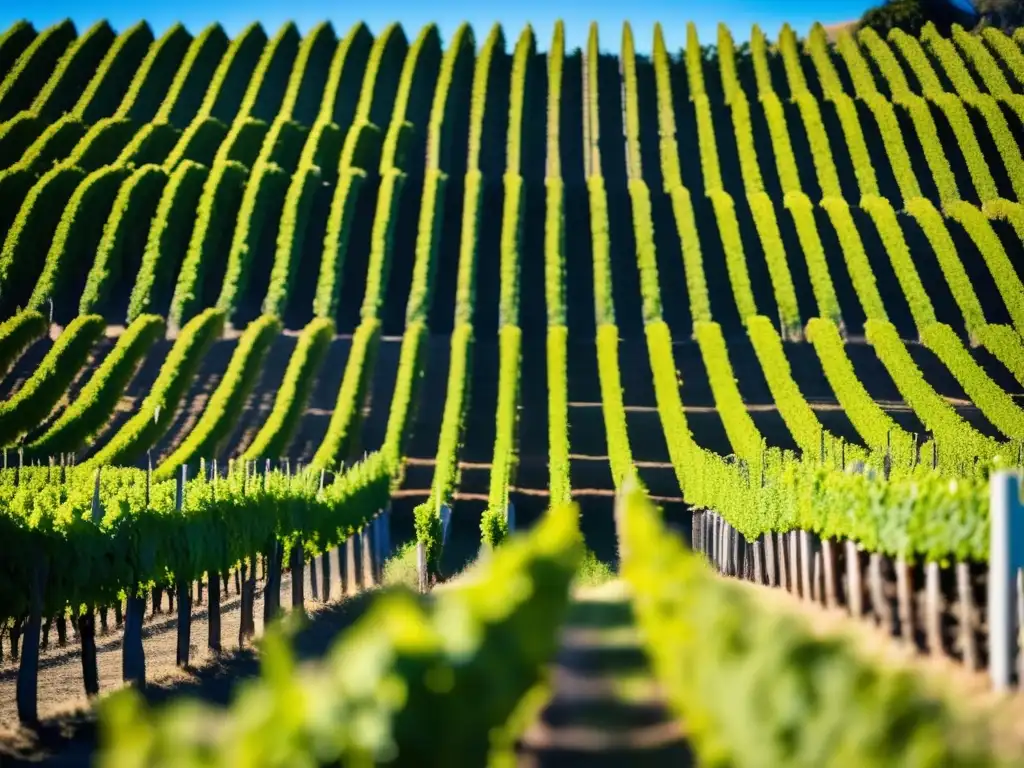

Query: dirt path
left=518, top=581, right=691, bottom=767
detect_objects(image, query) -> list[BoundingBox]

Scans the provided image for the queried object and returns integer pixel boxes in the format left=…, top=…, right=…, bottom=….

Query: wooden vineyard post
left=319, top=547, right=330, bottom=603
left=789, top=531, right=801, bottom=598
left=309, top=547, right=320, bottom=602
left=175, top=466, right=192, bottom=668
left=122, top=585, right=146, bottom=687
left=812, top=544, right=823, bottom=604
left=346, top=535, right=358, bottom=596
left=955, top=561, right=978, bottom=670
left=726, top=522, right=736, bottom=577
left=753, top=535, right=766, bottom=584
left=895, top=557, right=915, bottom=647
left=718, top=516, right=727, bottom=574
left=377, top=507, right=392, bottom=583
left=847, top=540, right=864, bottom=618
left=799, top=530, right=813, bottom=600
left=79, top=609, right=99, bottom=697
left=988, top=471, right=1024, bottom=691
left=207, top=571, right=221, bottom=654
left=334, top=545, right=345, bottom=598
left=925, top=561, right=943, bottom=656
left=264, top=536, right=283, bottom=624
left=868, top=553, right=893, bottom=634
left=56, top=614, right=67, bottom=647
left=291, top=540, right=306, bottom=617
left=361, top=523, right=375, bottom=589
left=16, top=556, right=48, bottom=725
left=764, top=532, right=777, bottom=587
left=821, top=538, right=837, bottom=608
left=372, top=515, right=383, bottom=585
left=776, top=533, right=789, bottom=592
left=707, top=514, right=716, bottom=570
left=380, top=507, right=387, bottom=573
left=731, top=525, right=741, bottom=578
left=738, top=534, right=748, bottom=579
left=711, top=514, right=720, bottom=571
left=718, top=516, right=726, bottom=574
left=729, top=527, right=738, bottom=578
left=239, top=554, right=257, bottom=648
left=417, top=539, right=428, bottom=593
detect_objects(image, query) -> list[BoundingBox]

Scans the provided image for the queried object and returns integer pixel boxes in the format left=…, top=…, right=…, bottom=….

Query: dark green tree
left=973, top=0, right=1024, bottom=31
left=859, top=0, right=978, bottom=35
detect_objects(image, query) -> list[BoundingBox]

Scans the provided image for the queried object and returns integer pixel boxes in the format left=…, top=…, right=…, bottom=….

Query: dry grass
left=822, top=20, right=857, bottom=41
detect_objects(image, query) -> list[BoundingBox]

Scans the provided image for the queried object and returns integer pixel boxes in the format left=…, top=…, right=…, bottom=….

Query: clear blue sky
left=3, top=0, right=883, bottom=53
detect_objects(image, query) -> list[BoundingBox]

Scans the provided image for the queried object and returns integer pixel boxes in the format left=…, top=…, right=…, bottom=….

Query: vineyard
left=2, top=13, right=1024, bottom=765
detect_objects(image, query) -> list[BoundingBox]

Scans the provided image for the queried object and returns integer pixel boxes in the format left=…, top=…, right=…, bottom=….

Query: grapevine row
left=83, top=308, right=224, bottom=468
left=29, top=315, right=164, bottom=456
left=546, top=22, right=571, bottom=505
left=484, top=27, right=532, bottom=546
left=155, top=315, right=280, bottom=478
left=0, top=314, right=104, bottom=447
